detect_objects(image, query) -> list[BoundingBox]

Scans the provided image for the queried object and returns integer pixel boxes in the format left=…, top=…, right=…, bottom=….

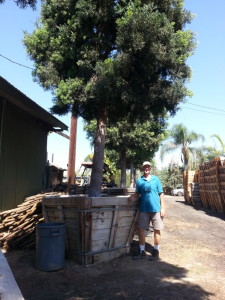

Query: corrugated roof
left=0, top=76, right=68, bottom=131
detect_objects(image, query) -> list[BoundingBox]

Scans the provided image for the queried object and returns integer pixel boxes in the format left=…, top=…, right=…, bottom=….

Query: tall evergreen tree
left=24, top=0, right=195, bottom=195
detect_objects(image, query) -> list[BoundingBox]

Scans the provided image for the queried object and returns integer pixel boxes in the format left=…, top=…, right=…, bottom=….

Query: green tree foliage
left=194, top=146, right=221, bottom=167
left=160, top=123, right=204, bottom=171
left=24, top=0, right=195, bottom=195
left=159, top=163, right=183, bottom=189
left=211, top=134, right=225, bottom=156
left=84, top=116, right=167, bottom=187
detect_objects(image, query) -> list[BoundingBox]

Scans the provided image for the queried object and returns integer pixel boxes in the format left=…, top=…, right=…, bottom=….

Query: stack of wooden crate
left=183, top=170, right=197, bottom=205
left=217, top=159, right=225, bottom=212
left=198, top=164, right=210, bottom=209
left=198, top=158, right=225, bottom=214
left=190, top=183, right=202, bottom=208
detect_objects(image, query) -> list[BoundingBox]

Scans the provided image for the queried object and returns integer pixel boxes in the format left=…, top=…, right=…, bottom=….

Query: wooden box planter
left=42, top=195, right=138, bottom=265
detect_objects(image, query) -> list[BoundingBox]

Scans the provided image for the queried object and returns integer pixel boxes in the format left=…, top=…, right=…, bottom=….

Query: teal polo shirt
left=135, top=175, right=163, bottom=212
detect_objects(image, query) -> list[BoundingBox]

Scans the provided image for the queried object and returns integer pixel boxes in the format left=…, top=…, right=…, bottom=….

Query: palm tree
left=211, top=134, right=225, bottom=156
left=160, top=124, right=205, bottom=171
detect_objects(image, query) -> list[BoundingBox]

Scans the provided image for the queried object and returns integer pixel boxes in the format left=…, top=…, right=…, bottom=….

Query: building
left=0, top=76, right=68, bottom=211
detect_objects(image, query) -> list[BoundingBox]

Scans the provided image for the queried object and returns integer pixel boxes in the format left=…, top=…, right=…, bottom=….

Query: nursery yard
left=4, top=195, right=225, bottom=300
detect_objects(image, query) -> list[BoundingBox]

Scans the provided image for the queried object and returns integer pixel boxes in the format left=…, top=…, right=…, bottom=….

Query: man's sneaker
left=149, top=249, right=159, bottom=261
left=132, top=250, right=146, bottom=260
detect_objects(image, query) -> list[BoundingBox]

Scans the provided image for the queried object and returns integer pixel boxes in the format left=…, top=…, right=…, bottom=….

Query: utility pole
left=67, top=114, right=77, bottom=190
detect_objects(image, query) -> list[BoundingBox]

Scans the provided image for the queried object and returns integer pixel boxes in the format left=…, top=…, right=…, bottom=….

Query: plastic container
left=36, top=222, right=67, bottom=271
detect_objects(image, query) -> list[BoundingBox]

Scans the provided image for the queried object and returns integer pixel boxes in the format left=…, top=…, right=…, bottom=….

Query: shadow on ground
left=175, top=199, right=225, bottom=221
left=5, top=244, right=214, bottom=300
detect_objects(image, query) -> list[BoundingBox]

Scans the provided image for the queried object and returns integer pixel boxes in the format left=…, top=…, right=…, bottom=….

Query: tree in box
left=24, top=0, right=196, bottom=196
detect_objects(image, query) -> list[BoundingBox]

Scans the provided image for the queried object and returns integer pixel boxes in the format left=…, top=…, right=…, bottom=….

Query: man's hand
left=128, top=193, right=139, bottom=203
left=160, top=207, right=165, bottom=218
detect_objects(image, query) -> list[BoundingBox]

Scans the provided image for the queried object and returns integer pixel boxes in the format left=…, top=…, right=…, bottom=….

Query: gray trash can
left=36, top=222, right=67, bottom=271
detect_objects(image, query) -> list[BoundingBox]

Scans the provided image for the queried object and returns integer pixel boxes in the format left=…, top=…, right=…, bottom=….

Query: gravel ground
left=4, top=195, right=225, bottom=300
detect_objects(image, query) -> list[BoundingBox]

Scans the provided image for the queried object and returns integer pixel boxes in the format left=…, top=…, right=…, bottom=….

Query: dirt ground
left=4, top=195, right=225, bottom=300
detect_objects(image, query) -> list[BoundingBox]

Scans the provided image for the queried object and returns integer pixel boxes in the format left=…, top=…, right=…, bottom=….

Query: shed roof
left=0, top=76, right=68, bottom=131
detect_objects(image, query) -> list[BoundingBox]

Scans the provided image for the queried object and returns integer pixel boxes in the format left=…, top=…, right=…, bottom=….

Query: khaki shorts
left=138, top=212, right=164, bottom=231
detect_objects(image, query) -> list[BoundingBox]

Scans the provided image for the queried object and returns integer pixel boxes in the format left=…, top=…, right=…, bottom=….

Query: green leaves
left=161, top=123, right=205, bottom=170
left=24, top=0, right=196, bottom=122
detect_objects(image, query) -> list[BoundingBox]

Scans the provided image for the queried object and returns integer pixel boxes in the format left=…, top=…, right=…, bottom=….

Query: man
left=128, top=161, right=165, bottom=261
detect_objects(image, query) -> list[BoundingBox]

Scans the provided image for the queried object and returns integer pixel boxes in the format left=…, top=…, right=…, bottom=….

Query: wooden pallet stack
left=199, top=158, right=225, bottom=214
left=198, top=164, right=210, bottom=209
left=217, top=159, right=225, bottom=213
left=187, top=159, right=225, bottom=214
left=190, top=183, right=202, bottom=208
left=183, top=170, right=197, bottom=204
left=0, top=192, right=60, bottom=250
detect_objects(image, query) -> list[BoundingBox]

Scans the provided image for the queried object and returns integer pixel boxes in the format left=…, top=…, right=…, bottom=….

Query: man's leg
left=149, top=229, right=160, bottom=261
left=154, top=229, right=161, bottom=246
left=139, top=229, right=146, bottom=251
left=149, top=212, right=164, bottom=261
left=133, top=212, right=150, bottom=259
left=132, top=229, right=146, bottom=259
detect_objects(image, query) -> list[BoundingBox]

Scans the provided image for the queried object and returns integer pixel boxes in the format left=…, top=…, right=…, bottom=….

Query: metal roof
left=0, top=76, right=68, bottom=131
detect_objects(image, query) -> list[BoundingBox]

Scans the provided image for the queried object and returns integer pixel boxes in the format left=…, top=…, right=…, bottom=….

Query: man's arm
left=159, top=192, right=165, bottom=217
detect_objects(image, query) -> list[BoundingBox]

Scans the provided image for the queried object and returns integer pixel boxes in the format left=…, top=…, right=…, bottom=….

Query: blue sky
left=1, top=0, right=225, bottom=171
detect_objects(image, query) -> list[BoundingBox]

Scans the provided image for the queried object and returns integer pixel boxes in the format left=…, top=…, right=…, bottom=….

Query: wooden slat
left=108, top=206, right=120, bottom=249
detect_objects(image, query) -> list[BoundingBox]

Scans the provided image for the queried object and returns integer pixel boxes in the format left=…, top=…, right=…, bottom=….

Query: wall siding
left=0, top=100, right=48, bottom=211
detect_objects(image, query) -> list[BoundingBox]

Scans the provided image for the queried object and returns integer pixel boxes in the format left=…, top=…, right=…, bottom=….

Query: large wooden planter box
left=42, top=195, right=138, bottom=265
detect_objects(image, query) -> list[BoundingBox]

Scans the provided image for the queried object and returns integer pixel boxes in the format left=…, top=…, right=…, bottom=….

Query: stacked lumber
left=0, top=192, right=60, bottom=250
left=183, top=158, right=225, bottom=215
left=199, top=158, right=225, bottom=214
left=183, top=170, right=202, bottom=208
left=183, top=170, right=197, bottom=204
left=190, top=183, right=202, bottom=208
left=199, top=164, right=210, bottom=209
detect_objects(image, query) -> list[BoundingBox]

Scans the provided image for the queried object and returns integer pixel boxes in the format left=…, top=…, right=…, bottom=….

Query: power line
left=1, top=52, right=225, bottom=116
left=188, top=102, right=225, bottom=113
left=0, top=53, right=34, bottom=70
left=183, top=106, right=225, bottom=116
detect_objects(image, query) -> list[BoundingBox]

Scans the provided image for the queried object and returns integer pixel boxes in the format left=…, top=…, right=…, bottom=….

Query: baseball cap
left=142, top=161, right=151, bottom=167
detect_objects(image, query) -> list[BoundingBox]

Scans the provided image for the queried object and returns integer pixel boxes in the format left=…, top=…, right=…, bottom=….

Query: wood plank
left=92, top=215, right=112, bottom=230
left=84, top=212, right=92, bottom=254
left=91, top=228, right=111, bottom=241
left=108, top=206, right=120, bottom=249
left=91, top=196, right=138, bottom=207
left=42, top=205, right=49, bottom=222
left=92, top=247, right=128, bottom=264
left=56, top=205, right=65, bottom=222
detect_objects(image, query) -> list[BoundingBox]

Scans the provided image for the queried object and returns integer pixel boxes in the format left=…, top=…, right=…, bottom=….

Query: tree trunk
left=89, top=108, right=107, bottom=197
left=130, top=162, right=134, bottom=187
left=120, top=149, right=126, bottom=188
left=133, top=168, right=136, bottom=187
